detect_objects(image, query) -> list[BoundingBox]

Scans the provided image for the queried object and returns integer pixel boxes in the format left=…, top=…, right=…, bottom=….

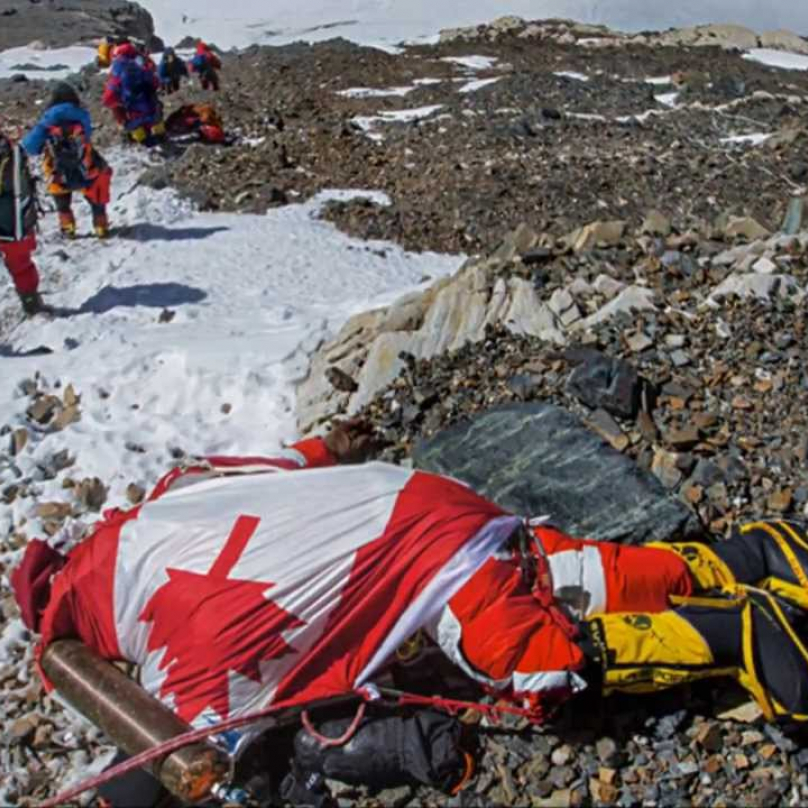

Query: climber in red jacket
left=0, top=129, right=45, bottom=315
left=190, top=41, right=222, bottom=91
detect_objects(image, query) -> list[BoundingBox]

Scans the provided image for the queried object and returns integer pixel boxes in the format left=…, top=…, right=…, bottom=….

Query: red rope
left=378, top=688, right=546, bottom=725
left=301, top=701, right=366, bottom=747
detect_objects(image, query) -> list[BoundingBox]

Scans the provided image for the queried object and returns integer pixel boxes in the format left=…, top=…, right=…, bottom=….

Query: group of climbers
left=2, top=38, right=223, bottom=317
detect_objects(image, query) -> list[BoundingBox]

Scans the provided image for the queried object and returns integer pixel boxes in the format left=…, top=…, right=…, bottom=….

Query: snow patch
left=554, top=71, right=590, bottom=82
left=655, top=91, right=680, bottom=107
left=0, top=46, right=96, bottom=81
left=337, top=85, right=416, bottom=98
left=645, top=75, right=673, bottom=85
left=458, top=77, right=501, bottom=94
left=441, top=55, right=498, bottom=71
left=743, top=49, right=808, bottom=71
left=720, top=132, right=772, bottom=146
left=352, top=104, right=445, bottom=138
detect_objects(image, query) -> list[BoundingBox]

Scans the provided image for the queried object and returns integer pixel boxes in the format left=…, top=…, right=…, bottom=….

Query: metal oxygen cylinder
left=41, top=639, right=231, bottom=804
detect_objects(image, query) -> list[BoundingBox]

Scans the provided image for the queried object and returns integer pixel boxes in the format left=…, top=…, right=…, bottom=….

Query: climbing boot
left=130, top=126, right=148, bottom=144
left=58, top=210, right=77, bottom=239
left=583, top=589, right=808, bottom=722
left=93, top=212, right=110, bottom=239
left=18, top=292, right=48, bottom=317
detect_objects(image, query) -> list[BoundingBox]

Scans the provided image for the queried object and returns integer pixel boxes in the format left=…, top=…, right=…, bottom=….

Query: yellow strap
left=669, top=594, right=745, bottom=609
left=740, top=596, right=775, bottom=720
left=766, top=592, right=808, bottom=667
left=778, top=520, right=808, bottom=554
left=746, top=522, right=808, bottom=594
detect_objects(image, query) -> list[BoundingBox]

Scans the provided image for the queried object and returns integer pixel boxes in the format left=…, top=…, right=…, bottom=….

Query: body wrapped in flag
left=12, top=427, right=808, bottom=801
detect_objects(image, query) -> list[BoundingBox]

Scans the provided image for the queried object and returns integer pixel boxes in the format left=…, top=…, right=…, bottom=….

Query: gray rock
left=414, top=404, right=697, bottom=543
left=0, top=0, right=161, bottom=51
left=566, top=350, right=641, bottom=419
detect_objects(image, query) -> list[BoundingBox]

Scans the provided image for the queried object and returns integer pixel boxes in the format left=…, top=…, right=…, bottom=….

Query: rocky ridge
left=0, top=0, right=160, bottom=51
left=439, top=16, right=808, bottom=54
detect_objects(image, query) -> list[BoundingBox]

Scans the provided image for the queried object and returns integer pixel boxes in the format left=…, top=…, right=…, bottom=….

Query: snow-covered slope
left=0, top=149, right=461, bottom=538
left=139, top=0, right=808, bottom=50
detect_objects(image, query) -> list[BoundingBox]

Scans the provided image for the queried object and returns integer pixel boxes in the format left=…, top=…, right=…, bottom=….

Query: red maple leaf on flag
left=139, top=515, right=306, bottom=723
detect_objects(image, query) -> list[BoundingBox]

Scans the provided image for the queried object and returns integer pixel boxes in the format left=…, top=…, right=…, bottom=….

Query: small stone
left=27, top=395, right=61, bottom=425
left=326, top=367, right=359, bottom=393
left=753, top=257, right=777, bottom=275
left=52, top=404, right=81, bottom=431
left=220, top=402, right=233, bottom=415
left=666, top=425, right=701, bottom=450
left=652, top=449, right=683, bottom=489
left=642, top=210, right=672, bottom=237
left=767, top=488, right=793, bottom=513
left=126, top=484, right=146, bottom=505
left=669, top=349, right=691, bottom=368
left=596, top=737, right=620, bottom=767
left=724, top=216, right=770, bottom=241
left=550, top=765, right=575, bottom=789
left=10, top=716, right=37, bottom=744
left=158, top=308, right=176, bottom=323
left=718, top=700, right=763, bottom=724
left=76, top=477, right=108, bottom=511
left=590, top=777, right=618, bottom=805
left=11, top=427, right=28, bottom=456
left=552, top=745, right=574, bottom=767
left=33, top=723, right=53, bottom=749
left=695, top=723, right=723, bottom=753
left=35, top=502, right=73, bottom=521
left=733, top=753, right=750, bottom=771
left=759, top=743, right=778, bottom=760
left=588, top=409, right=629, bottom=452
left=626, top=331, right=653, bottom=353
left=63, top=384, right=79, bottom=408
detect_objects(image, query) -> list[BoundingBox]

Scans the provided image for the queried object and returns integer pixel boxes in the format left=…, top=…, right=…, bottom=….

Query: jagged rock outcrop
left=298, top=213, right=808, bottom=433
left=0, top=0, right=161, bottom=51
left=296, top=222, right=661, bottom=431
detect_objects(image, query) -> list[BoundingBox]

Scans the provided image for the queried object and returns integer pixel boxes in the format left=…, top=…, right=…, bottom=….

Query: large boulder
left=413, top=403, right=698, bottom=544
left=0, top=0, right=161, bottom=51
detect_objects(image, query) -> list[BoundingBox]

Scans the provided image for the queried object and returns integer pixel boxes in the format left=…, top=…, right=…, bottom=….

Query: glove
left=323, top=418, right=381, bottom=465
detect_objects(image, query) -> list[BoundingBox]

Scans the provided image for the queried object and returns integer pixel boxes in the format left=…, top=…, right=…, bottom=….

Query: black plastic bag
left=293, top=710, right=466, bottom=792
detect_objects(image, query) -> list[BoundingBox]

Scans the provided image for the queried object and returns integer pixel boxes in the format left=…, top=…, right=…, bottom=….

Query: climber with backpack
left=22, top=83, right=113, bottom=239
left=158, top=47, right=189, bottom=94
left=0, top=127, right=46, bottom=316
left=190, top=41, right=222, bottom=91
left=103, top=43, right=165, bottom=145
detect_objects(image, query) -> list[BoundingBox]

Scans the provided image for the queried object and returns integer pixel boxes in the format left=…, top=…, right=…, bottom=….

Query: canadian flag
left=39, top=447, right=521, bottom=753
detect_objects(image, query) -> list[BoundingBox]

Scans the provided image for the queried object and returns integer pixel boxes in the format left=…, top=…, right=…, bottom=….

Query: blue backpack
left=120, top=58, right=154, bottom=108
